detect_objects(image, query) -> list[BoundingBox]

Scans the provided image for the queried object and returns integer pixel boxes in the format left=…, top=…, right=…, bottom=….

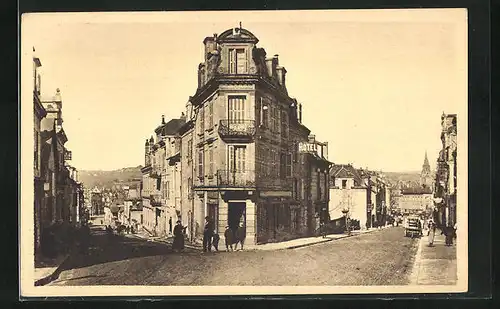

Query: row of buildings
left=33, top=48, right=84, bottom=259
left=433, top=113, right=458, bottom=227
left=139, top=26, right=333, bottom=245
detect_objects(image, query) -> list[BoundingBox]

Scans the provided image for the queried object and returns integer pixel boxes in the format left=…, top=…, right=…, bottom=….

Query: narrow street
left=49, top=226, right=418, bottom=286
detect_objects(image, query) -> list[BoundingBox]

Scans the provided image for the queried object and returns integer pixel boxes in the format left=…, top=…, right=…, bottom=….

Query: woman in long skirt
left=427, top=220, right=436, bottom=247
left=172, top=220, right=186, bottom=252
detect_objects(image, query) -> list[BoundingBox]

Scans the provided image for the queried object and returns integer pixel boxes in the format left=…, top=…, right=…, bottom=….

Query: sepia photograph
left=20, top=9, right=468, bottom=297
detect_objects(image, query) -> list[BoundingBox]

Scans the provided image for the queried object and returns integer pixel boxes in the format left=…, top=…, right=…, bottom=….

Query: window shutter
left=228, top=145, right=234, bottom=172
left=236, top=49, right=246, bottom=74
left=229, top=49, right=236, bottom=74
left=198, top=149, right=204, bottom=179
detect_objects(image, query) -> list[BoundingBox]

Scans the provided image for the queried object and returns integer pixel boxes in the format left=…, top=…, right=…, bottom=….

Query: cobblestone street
left=50, top=226, right=419, bottom=286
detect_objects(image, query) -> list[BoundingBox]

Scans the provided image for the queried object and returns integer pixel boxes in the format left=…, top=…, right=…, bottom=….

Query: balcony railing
left=218, top=119, right=256, bottom=140
left=217, top=170, right=256, bottom=188
left=150, top=171, right=161, bottom=179
left=255, top=176, right=292, bottom=191
left=150, top=193, right=162, bottom=206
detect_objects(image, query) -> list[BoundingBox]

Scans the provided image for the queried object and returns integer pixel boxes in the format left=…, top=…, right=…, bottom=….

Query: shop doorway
left=208, top=203, right=219, bottom=233
left=228, top=202, right=246, bottom=230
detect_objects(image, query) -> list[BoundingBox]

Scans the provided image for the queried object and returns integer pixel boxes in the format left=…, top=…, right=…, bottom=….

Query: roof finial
left=239, top=21, right=242, bottom=29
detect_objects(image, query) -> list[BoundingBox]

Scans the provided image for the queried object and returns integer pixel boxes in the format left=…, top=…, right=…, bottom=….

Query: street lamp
left=341, top=207, right=350, bottom=235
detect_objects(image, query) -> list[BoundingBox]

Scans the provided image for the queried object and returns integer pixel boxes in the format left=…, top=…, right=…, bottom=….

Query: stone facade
left=141, top=26, right=332, bottom=245
left=34, top=48, right=83, bottom=259
left=186, top=27, right=331, bottom=245
left=141, top=116, right=186, bottom=237
left=434, top=113, right=457, bottom=227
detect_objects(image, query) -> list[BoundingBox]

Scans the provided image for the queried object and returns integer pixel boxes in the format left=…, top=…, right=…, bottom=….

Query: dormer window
left=229, top=48, right=247, bottom=74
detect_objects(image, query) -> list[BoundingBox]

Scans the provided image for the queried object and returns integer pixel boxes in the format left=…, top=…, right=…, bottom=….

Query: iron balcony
left=217, top=169, right=256, bottom=188
left=218, top=119, right=256, bottom=142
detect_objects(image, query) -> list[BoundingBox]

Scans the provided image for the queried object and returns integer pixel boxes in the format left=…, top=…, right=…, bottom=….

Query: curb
left=282, top=226, right=392, bottom=250
left=34, top=254, right=70, bottom=287
left=126, top=233, right=203, bottom=250
left=284, top=234, right=352, bottom=250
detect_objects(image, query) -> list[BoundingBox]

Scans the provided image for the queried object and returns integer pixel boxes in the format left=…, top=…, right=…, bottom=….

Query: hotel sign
left=298, top=142, right=317, bottom=153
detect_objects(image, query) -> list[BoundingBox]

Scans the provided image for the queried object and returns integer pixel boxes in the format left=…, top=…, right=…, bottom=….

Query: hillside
left=383, top=171, right=421, bottom=184
left=79, top=166, right=143, bottom=189
left=78, top=167, right=424, bottom=190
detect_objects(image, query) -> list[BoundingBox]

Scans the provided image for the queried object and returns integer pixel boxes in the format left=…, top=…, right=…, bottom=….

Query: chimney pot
left=161, top=115, right=165, bottom=124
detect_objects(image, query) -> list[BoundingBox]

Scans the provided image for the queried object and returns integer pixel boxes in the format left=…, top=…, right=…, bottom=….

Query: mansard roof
left=155, top=118, right=186, bottom=137
left=331, top=164, right=364, bottom=185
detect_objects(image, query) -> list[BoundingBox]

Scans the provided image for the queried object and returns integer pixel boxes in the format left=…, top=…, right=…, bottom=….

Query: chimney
left=298, top=103, right=302, bottom=123
left=180, top=112, right=186, bottom=122
left=272, top=55, right=279, bottom=79
left=145, top=139, right=151, bottom=166
left=276, top=66, right=287, bottom=87
left=203, top=36, right=216, bottom=62
left=161, top=115, right=165, bottom=124
left=265, top=55, right=279, bottom=79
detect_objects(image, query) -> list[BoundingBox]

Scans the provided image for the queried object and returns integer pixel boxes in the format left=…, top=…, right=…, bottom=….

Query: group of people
left=204, top=216, right=246, bottom=252
left=426, top=220, right=458, bottom=247
left=171, top=216, right=247, bottom=253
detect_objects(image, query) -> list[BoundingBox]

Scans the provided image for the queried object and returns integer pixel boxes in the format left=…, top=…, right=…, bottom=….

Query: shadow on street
left=59, top=226, right=185, bottom=272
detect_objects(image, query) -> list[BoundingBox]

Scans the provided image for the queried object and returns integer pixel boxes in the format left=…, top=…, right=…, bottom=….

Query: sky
left=22, top=9, right=467, bottom=172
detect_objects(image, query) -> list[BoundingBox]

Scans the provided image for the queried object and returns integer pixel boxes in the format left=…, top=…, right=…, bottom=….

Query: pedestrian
left=427, top=220, right=436, bottom=247
left=417, top=219, right=423, bottom=237
left=224, top=226, right=234, bottom=252
left=172, top=220, right=186, bottom=252
left=212, top=232, right=220, bottom=252
left=320, top=221, right=327, bottom=238
left=235, top=222, right=246, bottom=251
left=443, top=224, right=455, bottom=246
left=203, top=216, right=214, bottom=252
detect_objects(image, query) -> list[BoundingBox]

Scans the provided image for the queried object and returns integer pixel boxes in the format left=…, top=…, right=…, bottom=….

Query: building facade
left=33, top=49, right=47, bottom=255
left=180, top=26, right=332, bottom=245
left=329, top=165, right=390, bottom=230
left=398, top=187, right=433, bottom=215
left=141, top=116, right=185, bottom=236
left=90, top=187, right=104, bottom=216
left=434, top=113, right=457, bottom=227
left=34, top=49, right=82, bottom=258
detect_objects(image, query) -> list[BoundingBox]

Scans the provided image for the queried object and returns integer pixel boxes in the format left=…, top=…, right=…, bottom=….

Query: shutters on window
left=228, top=96, right=245, bottom=123
left=236, top=49, right=246, bottom=74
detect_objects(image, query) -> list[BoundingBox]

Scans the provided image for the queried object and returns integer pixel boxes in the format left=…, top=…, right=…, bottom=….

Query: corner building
left=186, top=26, right=329, bottom=245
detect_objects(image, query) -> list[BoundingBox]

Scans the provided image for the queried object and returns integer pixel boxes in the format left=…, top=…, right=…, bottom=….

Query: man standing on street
left=235, top=222, right=246, bottom=251
left=203, top=216, right=214, bottom=252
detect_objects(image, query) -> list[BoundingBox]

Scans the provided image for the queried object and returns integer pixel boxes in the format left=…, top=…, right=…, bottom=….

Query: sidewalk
left=410, top=233, right=457, bottom=285
left=246, top=225, right=392, bottom=251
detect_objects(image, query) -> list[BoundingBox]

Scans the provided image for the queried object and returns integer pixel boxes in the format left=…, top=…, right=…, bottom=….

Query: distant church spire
left=423, top=151, right=430, bottom=169
left=420, top=151, right=432, bottom=189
